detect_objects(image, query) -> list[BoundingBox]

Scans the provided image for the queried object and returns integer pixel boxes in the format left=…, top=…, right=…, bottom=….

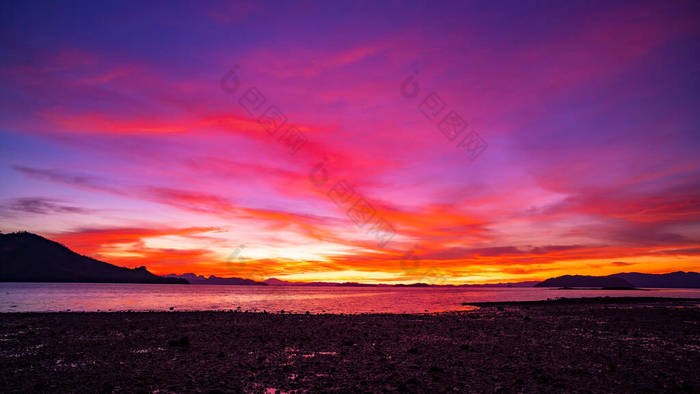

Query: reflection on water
left=1, top=283, right=699, bottom=314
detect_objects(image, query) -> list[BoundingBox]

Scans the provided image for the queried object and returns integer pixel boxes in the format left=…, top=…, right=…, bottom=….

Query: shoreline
left=2, top=296, right=699, bottom=316
left=2, top=299, right=698, bottom=392
left=463, top=296, right=700, bottom=308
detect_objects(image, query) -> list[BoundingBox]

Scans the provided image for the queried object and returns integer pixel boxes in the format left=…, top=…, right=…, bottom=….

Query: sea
left=2, top=283, right=700, bottom=313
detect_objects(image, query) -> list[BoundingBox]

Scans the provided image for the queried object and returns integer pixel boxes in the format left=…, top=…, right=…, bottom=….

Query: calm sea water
left=1, top=283, right=699, bottom=314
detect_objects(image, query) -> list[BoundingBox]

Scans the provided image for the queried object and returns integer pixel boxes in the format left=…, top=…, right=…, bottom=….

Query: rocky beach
left=1, top=297, right=698, bottom=393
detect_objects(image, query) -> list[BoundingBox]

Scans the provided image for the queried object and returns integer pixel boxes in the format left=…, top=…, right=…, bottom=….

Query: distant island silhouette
left=536, top=275, right=633, bottom=288
left=536, top=272, right=700, bottom=289
left=2, top=232, right=699, bottom=287
left=163, top=273, right=266, bottom=285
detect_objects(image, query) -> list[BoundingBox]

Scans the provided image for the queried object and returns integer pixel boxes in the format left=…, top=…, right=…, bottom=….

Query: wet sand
left=1, top=297, right=699, bottom=393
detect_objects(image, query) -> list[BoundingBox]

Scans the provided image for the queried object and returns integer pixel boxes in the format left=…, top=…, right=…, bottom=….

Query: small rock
left=428, top=366, right=443, bottom=374
left=168, top=336, right=190, bottom=347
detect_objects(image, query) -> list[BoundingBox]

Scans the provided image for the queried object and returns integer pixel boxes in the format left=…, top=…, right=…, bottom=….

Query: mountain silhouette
left=611, top=272, right=700, bottom=288
left=0, top=231, right=187, bottom=284
left=164, top=273, right=266, bottom=285
left=536, top=275, right=634, bottom=288
left=536, top=272, right=700, bottom=288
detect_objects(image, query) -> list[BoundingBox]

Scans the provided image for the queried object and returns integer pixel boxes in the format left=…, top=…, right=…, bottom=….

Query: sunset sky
left=1, top=1, right=699, bottom=284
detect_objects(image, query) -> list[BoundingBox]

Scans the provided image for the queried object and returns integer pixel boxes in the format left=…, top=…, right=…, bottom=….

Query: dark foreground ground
left=1, top=298, right=699, bottom=393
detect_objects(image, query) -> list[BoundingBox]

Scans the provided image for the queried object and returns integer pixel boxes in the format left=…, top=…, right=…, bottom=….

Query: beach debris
left=168, top=336, right=190, bottom=347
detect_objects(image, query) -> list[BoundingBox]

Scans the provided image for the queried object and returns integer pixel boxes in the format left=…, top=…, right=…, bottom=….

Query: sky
left=1, top=0, right=699, bottom=284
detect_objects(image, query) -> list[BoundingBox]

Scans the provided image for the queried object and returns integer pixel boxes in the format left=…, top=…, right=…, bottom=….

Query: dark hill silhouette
left=536, top=275, right=633, bottom=288
left=164, top=273, right=266, bottom=285
left=611, top=271, right=700, bottom=288
left=0, top=231, right=187, bottom=284
left=536, top=272, right=700, bottom=288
